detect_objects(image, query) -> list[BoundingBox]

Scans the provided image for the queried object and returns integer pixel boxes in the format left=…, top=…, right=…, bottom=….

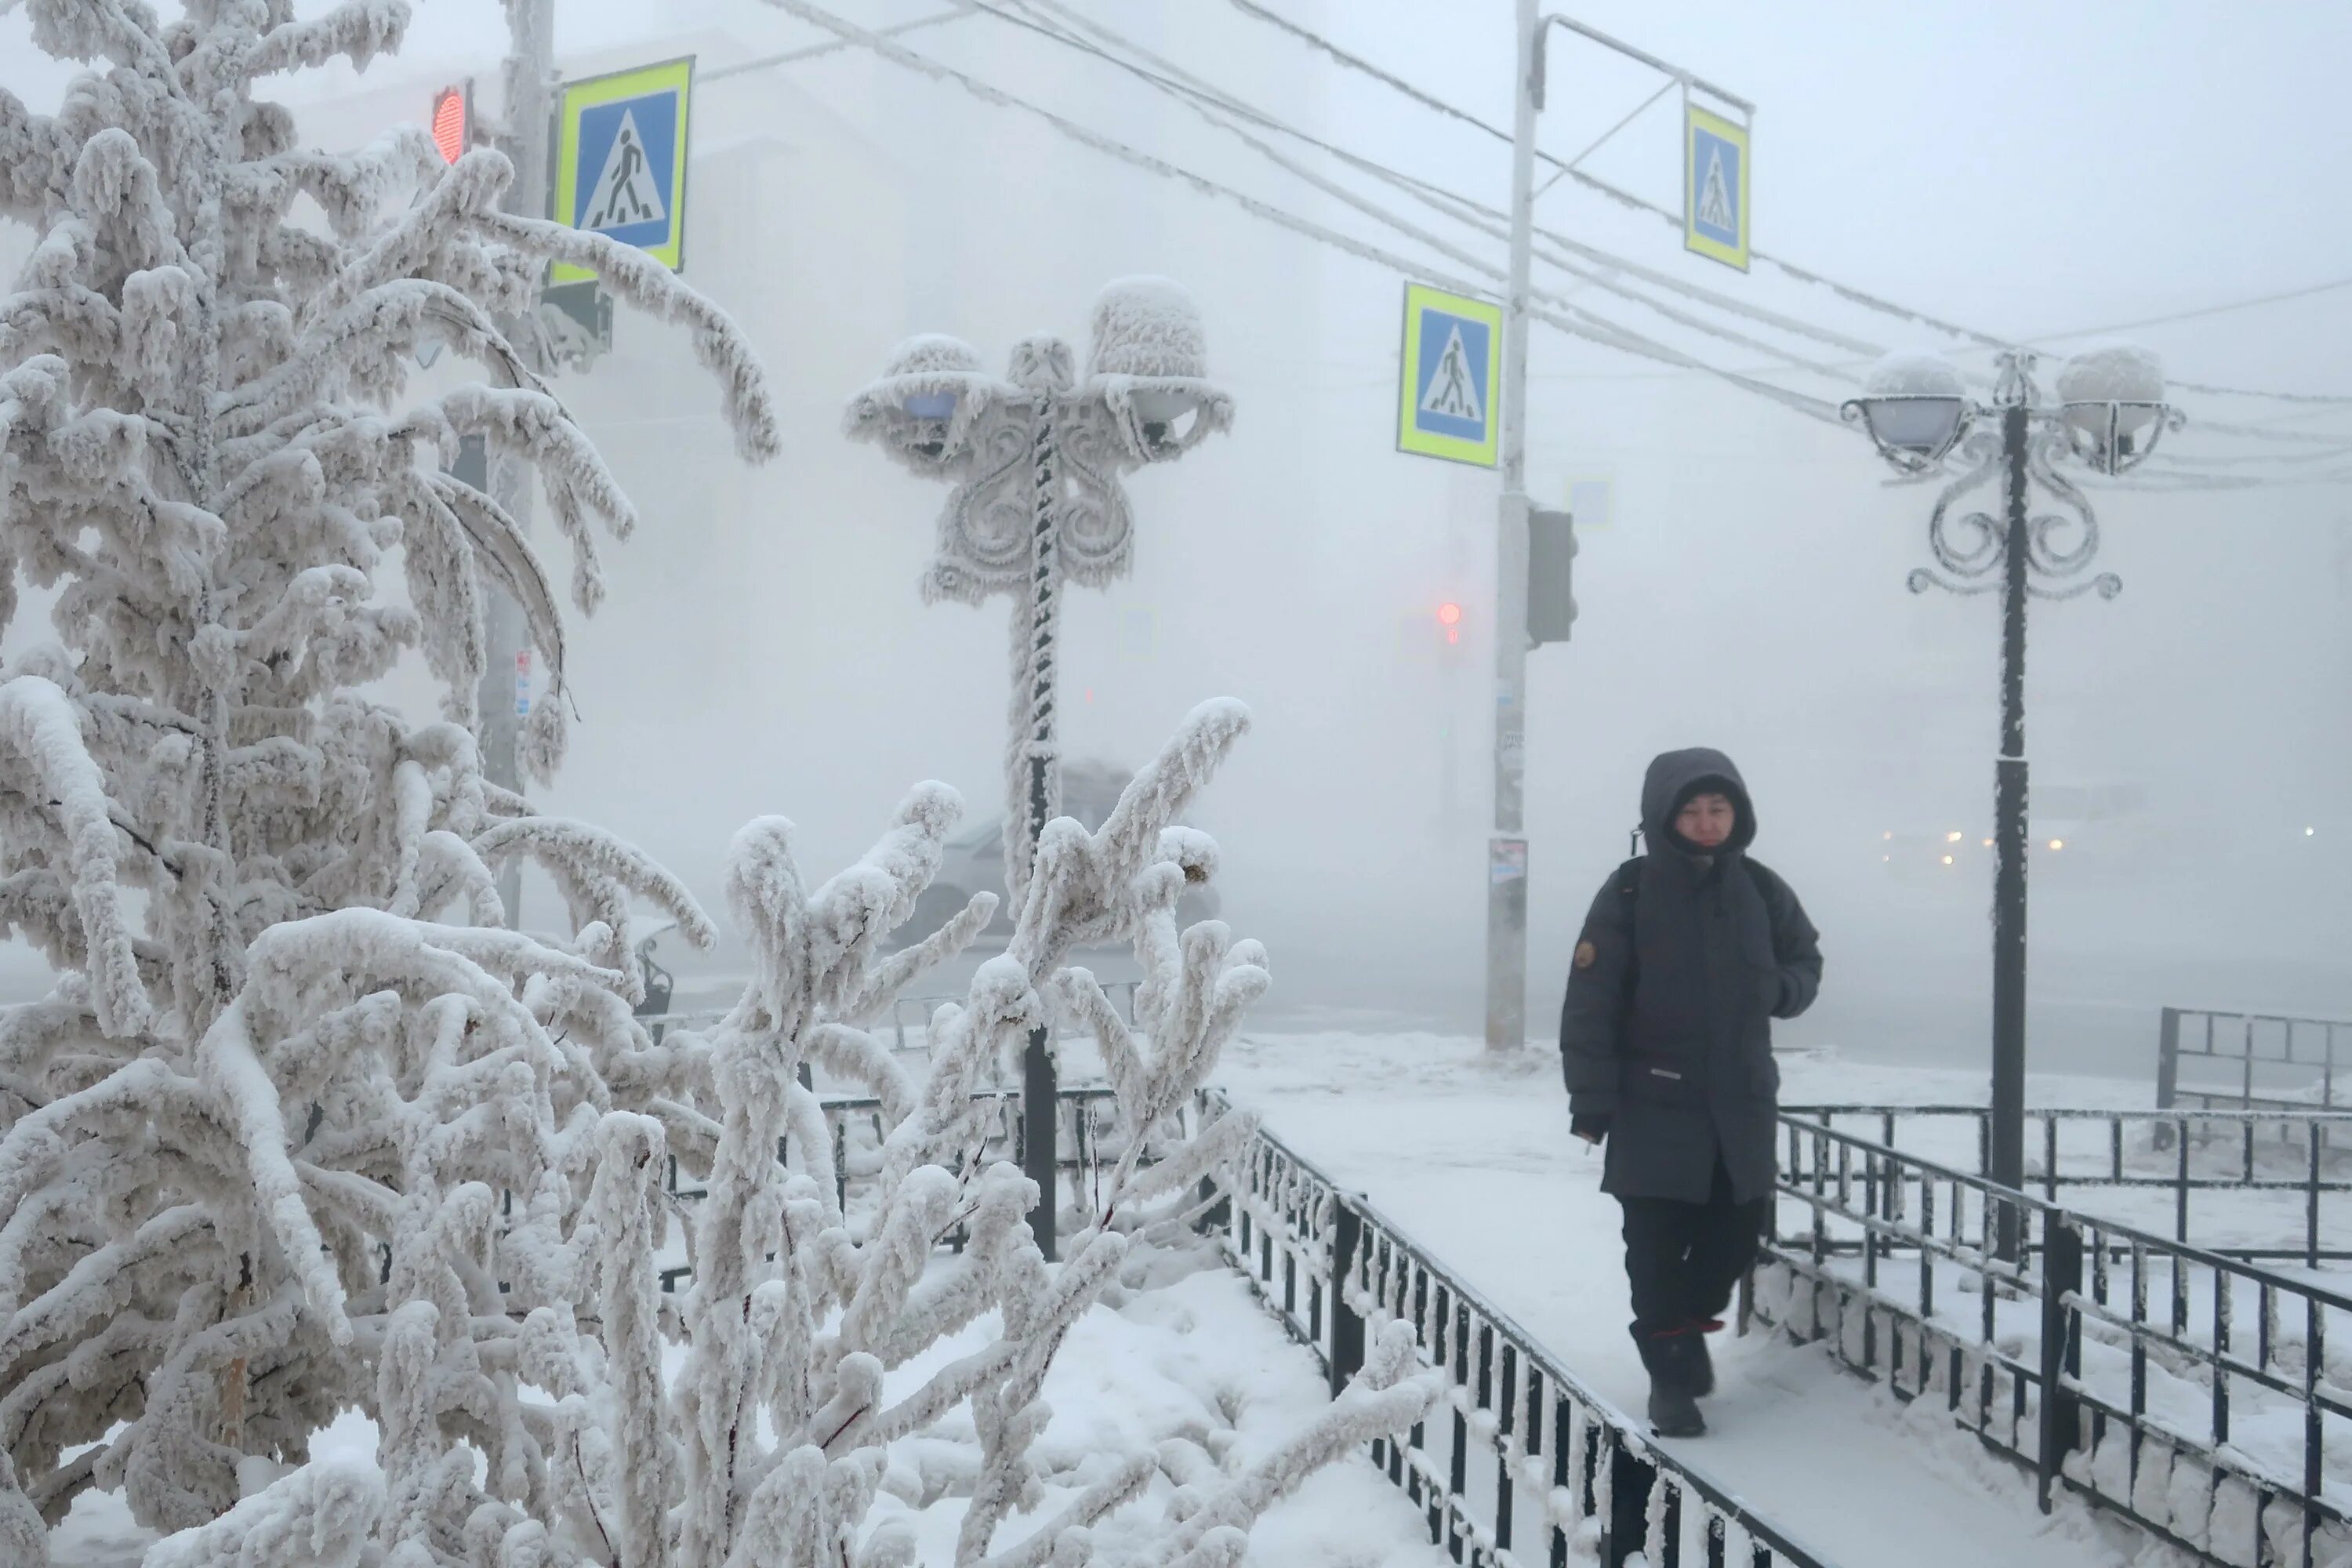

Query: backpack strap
left=1613, top=857, right=1643, bottom=994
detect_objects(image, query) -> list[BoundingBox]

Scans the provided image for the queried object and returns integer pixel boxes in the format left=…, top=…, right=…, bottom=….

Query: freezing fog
left=2, top=0, right=2346, bottom=1080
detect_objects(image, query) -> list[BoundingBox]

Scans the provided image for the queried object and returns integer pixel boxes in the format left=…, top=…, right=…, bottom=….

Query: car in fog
left=900, top=760, right=1221, bottom=944
left=1875, top=781, right=2160, bottom=887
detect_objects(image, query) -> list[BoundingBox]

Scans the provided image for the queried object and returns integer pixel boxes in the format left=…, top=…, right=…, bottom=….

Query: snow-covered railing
left=1206, top=1091, right=1835, bottom=1568
left=633, top=978, right=1142, bottom=1054
left=1762, top=1115, right=2352, bottom=1568
left=1780, top=1104, right=2352, bottom=1266
left=2158, top=1006, right=2352, bottom=1116
left=650, top=1086, right=1181, bottom=1290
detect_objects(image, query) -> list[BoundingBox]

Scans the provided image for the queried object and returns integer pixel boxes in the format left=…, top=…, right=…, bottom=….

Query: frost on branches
left=0, top=4, right=1434, bottom=1564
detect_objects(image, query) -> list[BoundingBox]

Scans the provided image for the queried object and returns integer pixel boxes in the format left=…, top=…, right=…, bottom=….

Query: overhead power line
left=2030, top=273, right=2352, bottom=344
left=758, top=0, right=1846, bottom=425
left=759, top=0, right=2344, bottom=479
left=1218, top=0, right=2352, bottom=412
left=702, top=5, right=972, bottom=84
left=1218, top=0, right=2009, bottom=353
left=1007, top=0, right=1881, bottom=379
left=1012, top=0, right=2352, bottom=466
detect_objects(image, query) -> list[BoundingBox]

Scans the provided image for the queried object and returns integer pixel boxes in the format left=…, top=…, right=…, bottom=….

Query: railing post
left=1606, top=1437, right=1655, bottom=1568
left=2036, top=1212, right=2085, bottom=1513
left=1330, top=1196, right=1366, bottom=1400
left=2156, top=1007, right=2182, bottom=1112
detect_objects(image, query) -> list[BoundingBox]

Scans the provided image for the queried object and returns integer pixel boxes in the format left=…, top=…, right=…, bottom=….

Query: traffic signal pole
left=1483, top=8, right=1748, bottom=1052
left=1484, top=0, right=1539, bottom=1053
left=477, top=0, right=554, bottom=927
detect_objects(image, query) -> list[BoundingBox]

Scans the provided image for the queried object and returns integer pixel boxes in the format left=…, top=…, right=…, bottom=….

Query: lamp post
left=848, top=278, right=1232, bottom=1258
left=1848, top=344, right=2180, bottom=1257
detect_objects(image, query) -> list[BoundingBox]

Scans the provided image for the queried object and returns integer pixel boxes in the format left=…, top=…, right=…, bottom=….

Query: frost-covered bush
left=0, top=2, right=1435, bottom=1563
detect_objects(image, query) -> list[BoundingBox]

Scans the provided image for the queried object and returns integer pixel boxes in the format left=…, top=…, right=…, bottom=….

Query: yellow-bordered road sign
left=1683, top=100, right=1750, bottom=271
left=1397, top=282, right=1502, bottom=466
left=554, top=56, right=695, bottom=283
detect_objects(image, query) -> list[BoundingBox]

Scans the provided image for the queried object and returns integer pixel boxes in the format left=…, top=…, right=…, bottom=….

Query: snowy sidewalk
left=1212, top=1031, right=2170, bottom=1568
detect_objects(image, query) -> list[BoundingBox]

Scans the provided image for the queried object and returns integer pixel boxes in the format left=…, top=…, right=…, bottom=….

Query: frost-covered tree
left=0, top=0, right=778, bottom=1548
left=0, top=4, right=1437, bottom=1566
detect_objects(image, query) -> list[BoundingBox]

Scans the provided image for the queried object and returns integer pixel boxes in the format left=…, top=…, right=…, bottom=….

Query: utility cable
left=1220, top=0, right=2009, bottom=353
left=702, top=5, right=972, bottom=83
left=1018, top=0, right=2352, bottom=439
left=759, top=0, right=2343, bottom=475
left=1017, top=0, right=1889, bottom=366
left=1219, top=0, right=2352, bottom=413
left=2028, top=274, right=2352, bottom=344
left=995, top=0, right=1854, bottom=381
left=759, top=0, right=1846, bottom=425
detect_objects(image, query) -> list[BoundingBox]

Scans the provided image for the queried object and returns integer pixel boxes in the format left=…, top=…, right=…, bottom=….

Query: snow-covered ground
left=1208, top=1029, right=2197, bottom=1568
left=45, top=1240, right=1452, bottom=1568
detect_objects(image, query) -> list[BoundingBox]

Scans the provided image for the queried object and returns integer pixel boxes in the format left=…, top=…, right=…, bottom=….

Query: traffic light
left=430, top=84, right=470, bottom=165
left=1527, top=506, right=1577, bottom=645
left=1437, top=601, right=1463, bottom=645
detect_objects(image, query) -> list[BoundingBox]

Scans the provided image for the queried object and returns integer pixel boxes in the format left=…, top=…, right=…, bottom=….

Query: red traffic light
left=1437, top=601, right=1462, bottom=644
left=430, top=86, right=468, bottom=165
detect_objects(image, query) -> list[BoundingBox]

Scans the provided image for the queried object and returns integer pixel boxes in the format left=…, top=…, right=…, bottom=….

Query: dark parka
left=1559, top=749, right=1823, bottom=1206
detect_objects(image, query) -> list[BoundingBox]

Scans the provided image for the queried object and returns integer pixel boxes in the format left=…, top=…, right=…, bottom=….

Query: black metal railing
left=2159, top=1007, right=2352, bottom=1116
left=1207, top=1091, right=1833, bottom=1568
left=1761, top=1115, right=2352, bottom=1568
left=1781, top=1105, right=2352, bottom=1266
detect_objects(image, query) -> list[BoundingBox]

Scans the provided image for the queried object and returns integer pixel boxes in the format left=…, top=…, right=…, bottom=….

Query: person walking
left=1559, top=747, right=1822, bottom=1437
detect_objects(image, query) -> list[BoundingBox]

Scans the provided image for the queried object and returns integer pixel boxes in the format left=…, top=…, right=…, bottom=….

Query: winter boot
left=1686, top=1323, right=1718, bottom=1399
left=1647, top=1378, right=1704, bottom=1439
left=1635, top=1330, right=1707, bottom=1438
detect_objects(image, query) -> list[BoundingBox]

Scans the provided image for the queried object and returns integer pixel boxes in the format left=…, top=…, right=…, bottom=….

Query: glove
left=1570, top=1114, right=1610, bottom=1146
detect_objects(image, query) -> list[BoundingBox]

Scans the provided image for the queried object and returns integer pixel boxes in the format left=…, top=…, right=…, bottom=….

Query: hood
left=1641, top=747, right=1755, bottom=855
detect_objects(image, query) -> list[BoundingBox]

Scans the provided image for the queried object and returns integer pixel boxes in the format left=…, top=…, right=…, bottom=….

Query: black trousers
left=1617, top=1156, right=1767, bottom=1338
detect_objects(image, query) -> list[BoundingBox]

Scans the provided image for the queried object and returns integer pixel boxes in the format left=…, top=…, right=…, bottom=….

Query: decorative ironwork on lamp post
left=1847, top=344, right=2181, bottom=1258
left=847, top=277, right=1232, bottom=1258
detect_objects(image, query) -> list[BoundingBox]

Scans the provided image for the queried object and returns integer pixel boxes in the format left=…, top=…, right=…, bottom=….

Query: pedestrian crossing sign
left=553, top=56, right=695, bottom=284
left=1397, top=282, right=1502, bottom=466
left=1683, top=101, right=1750, bottom=271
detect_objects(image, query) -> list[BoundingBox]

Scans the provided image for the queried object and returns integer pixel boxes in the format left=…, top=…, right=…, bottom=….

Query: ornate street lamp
left=847, top=277, right=1232, bottom=1255
left=1846, top=345, right=2180, bottom=1257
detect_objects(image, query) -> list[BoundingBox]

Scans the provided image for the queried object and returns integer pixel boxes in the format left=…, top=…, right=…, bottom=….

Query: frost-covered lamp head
left=1846, top=350, right=1969, bottom=474
left=1087, top=275, right=1234, bottom=463
left=844, top=334, right=996, bottom=472
left=2056, top=343, right=2178, bottom=475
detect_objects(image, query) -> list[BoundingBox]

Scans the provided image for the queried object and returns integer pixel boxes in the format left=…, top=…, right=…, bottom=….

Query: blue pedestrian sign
left=1683, top=100, right=1751, bottom=272
left=554, top=56, right=695, bottom=283
left=1397, top=282, right=1503, bottom=467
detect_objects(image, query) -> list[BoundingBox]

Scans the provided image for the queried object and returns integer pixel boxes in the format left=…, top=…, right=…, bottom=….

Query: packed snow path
left=1214, top=1032, right=2173, bottom=1568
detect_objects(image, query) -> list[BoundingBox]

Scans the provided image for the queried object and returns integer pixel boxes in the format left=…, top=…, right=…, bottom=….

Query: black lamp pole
left=1991, top=401, right=2031, bottom=1261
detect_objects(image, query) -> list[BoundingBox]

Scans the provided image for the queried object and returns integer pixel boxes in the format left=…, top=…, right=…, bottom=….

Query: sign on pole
left=554, top=56, right=695, bottom=282
left=1397, top=282, right=1503, bottom=466
left=1682, top=96, right=1750, bottom=272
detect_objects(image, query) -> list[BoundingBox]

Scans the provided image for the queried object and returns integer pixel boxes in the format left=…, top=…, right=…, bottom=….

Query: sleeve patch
left=1573, top=941, right=1598, bottom=971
